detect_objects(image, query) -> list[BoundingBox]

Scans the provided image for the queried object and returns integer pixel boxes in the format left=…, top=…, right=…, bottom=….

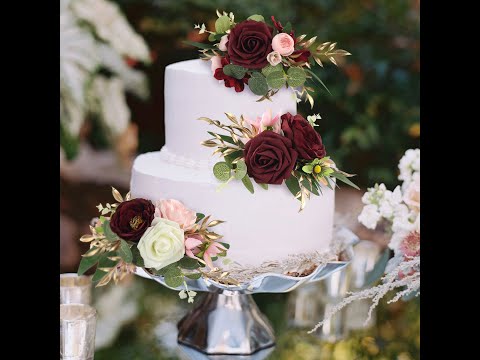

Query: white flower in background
left=90, top=76, right=130, bottom=137
left=358, top=204, right=382, bottom=229
left=71, top=0, right=150, bottom=63
left=398, top=148, right=420, bottom=188
left=403, top=172, right=420, bottom=213
left=60, top=0, right=150, bottom=159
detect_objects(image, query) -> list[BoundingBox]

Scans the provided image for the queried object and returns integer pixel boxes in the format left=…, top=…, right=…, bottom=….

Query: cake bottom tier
left=130, top=151, right=335, bottom=267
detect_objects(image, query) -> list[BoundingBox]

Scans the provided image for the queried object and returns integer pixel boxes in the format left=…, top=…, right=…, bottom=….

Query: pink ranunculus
left=155, top=199, right=197, bottom=230
left=210, top=56, right=223, bottom=74
left=266, top=51, right=282, bottom=66
left=218, top=35, right=228, bottom=51
left=185, top=235, right=204, bottom=259
left=271, top=33, right=295, bottom=56
left=203, top=242, right=227, bottom=269
left=399, top=231, right=420, bottom=257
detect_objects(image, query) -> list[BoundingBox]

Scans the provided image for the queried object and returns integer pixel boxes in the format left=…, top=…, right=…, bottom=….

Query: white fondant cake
left=131, top=59, right=335, bottom=267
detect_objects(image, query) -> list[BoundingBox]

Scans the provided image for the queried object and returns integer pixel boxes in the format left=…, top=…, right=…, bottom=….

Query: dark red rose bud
left=291, top=49, right=311, bottom=63
left=227, top=20, right=273, bottom=69
left=214, top=55, right=250, bottom=92
left=281, top=112, right=326, bottom=160
left=271, top=16, right=284, bottom=32
left=110, top=198, right=155, bottom=242
left=244, top=131, right=298, bottom=185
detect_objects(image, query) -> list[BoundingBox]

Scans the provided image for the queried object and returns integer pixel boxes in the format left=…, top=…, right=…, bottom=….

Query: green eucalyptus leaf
left=256, top=182, right=268, bottom=190
left=164, top=266, right=184, bottom=288
left=215, top=15, right=231, bottom=34
left=185, top=273, right=202, bottom=280
left=233, top=160, right=247, bottom=180
left=241, top=175, right=254, bottom=194
left=266, top=71, right=287, bottom=89
left=213, top=162, right=231, bottom=182
left=179, top=257, right=200, bottom=270
left=153, top=263, right=178, bottom=276
left=248, top=72, right=269, bottom=96
left=118, top=240, right=133, bottom=263
left=223, top=64, right=248, bottom=79
left=219, top=242, right=230, bottom=249
left=283, top=22, right=293, bottom=34
left=287, top=67, right=307, bottom=87
left=208, top=33, right=216, bottom=42
left=285, top=175, right=301, bottom=196
left=247, top=14, right=265, bottom=22
left=262, top=64, right=283, bottom=77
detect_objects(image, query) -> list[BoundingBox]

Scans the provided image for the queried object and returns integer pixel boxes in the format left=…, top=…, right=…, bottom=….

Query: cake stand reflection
left=134, top=227, right=358, bottom=356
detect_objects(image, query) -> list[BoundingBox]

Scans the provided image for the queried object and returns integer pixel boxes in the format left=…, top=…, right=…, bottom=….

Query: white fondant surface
left=164, top=59, right=297, bottom=162
left=131, top=151, right=335, bottom=267
left=130, top=59, right=336, bottom=267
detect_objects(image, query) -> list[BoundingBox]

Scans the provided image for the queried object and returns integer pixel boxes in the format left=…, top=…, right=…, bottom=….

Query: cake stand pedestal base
left=177, top=291, right=275, bottom=356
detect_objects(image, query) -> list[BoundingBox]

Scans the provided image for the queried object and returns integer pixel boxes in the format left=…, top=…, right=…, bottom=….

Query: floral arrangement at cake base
left=200, top=110, right=359, bottom=210
left=77, top=187, right=234, bottom=303
left=309, top=149, right=420, bottom=333
left=186, top=10, right=350, bottom=106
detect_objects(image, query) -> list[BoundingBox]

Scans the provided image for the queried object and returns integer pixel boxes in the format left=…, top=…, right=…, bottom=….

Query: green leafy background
left=114, top=0, right=419, bottom=188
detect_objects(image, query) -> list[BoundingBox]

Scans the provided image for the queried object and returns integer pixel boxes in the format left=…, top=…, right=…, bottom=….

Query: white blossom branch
left=308, top=256, right=420, bottom=334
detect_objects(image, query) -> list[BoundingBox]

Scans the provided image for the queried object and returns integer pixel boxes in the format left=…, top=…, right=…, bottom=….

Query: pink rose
left=266, top=51, right=282, bottom=66
left=210, top=56, right=223, bottom=74
left=271, top=33, right=295, bottom=56
left=218, top=35, right=228, bottom=51
left=155, top=199, right=197, bottom=230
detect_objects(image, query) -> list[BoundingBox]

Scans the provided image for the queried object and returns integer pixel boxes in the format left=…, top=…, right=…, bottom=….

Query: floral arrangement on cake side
left=200, top=110, right=359, bottom=210
left=186, top=10, right=350, bottom=106
left=310, top=149, right=420, bottom=332
left=78, top=187, right=236, bottom=303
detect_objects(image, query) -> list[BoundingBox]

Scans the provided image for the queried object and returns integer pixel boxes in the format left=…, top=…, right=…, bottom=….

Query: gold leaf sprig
left=199, top=267, right=240, bottom=286
left=186, top=215, right=226, bottom=243
left=311, top=42, right=351, bottom=67
left=96, top=260, right=136, bottom=287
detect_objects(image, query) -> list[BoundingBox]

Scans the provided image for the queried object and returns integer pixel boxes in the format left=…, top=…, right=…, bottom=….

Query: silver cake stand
left=134, top=227, right=358, bottom=356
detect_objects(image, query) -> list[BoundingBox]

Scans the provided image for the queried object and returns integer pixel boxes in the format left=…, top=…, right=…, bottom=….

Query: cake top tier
left=164, top=59, right=297, bottom=163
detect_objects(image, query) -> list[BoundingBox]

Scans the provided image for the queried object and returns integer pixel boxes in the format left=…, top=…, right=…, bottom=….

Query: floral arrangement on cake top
left=200, top=110, right=359, bottom=211
left=77, top=187, right=236, bottom=303
left=310, top=149, right=420, bottom=332
left=186, top=10, right=350, bottom=106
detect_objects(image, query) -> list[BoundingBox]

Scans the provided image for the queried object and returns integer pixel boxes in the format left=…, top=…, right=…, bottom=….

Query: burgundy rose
left=244, top=131, right=298, bottom=185
left=227, top=20, right=273, bottom=69
left=291, top=49, right=311, bottom=63
left=110, top=198, right=155, bottom=242
left=281, top=112, right=326, bottom=160
left=214, top=55, right=249, bottom=92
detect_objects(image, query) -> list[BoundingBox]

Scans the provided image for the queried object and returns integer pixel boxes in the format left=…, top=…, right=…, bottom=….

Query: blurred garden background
left=60, top=0, right=419, bottom=358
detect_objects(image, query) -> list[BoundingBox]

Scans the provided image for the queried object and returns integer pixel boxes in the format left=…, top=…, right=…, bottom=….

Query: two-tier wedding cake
left=131, top=59, right=335, bottom=267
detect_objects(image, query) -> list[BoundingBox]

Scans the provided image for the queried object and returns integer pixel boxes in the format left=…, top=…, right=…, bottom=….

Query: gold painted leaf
left=125, top=192, right=131, bottom=201
left=80, top=234, right=96, bottom=243
left=303, top=36, right=318, bottom=48
left=296, top=34, right=307, bottom=43
left=224, top=113, right=238, bottom=124
left=329, top=57, right=338, bottom=66
left=111, top=187, right=123, bottom=203
left=314, top=56, right=323, bottom=67
left=208, top=220, right=225, bottom=227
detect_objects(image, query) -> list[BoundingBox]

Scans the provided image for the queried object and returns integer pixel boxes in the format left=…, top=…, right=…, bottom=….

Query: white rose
left=358, top=204, right=381, bottom=229
left=137, top=218, right=185, bottom=270
left=218, top=35, right=228, bottom=51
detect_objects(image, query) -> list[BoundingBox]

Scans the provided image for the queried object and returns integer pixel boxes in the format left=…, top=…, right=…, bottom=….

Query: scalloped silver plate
left=134, top=227, right=358, bottom=294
